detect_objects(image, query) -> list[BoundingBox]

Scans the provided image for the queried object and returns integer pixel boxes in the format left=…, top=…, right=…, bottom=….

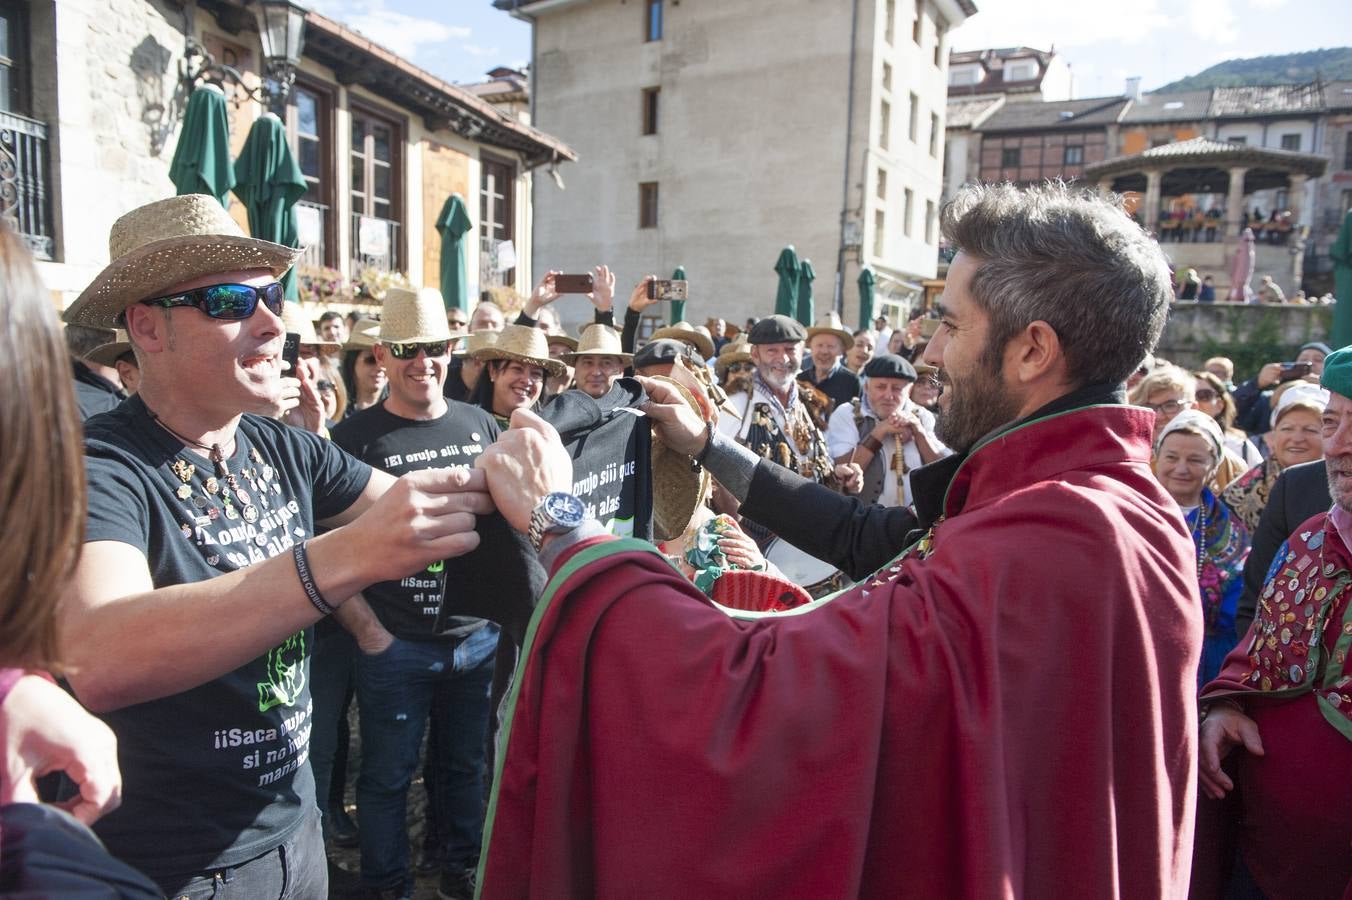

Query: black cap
left=634, top=338, right=687, bottom=369
left=863, top=353, right=917, bottom=382
left=747, top=314, right=807, bottom=345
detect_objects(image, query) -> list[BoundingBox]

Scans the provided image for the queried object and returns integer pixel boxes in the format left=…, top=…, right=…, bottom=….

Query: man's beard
left=935, top=356, right=1020, bottom=453
left=1327, top=457, right=1352, bottom=512
left=759, top=365, right=796, bottom=394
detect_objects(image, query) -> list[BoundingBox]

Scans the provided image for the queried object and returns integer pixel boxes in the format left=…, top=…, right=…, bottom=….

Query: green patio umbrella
left=233, top=113, right=307, bottom=301
left=169, top=85, right=235, bottom=208
left=1332, top=209, right=1352, bottom=347
left=435, top=193, right=472, bottom=313
left=857, top=267, right=876, bottom=332
left=669, top=265, right=687, bottom=325
left=774, top=246, right=799, bottom=318
left=796, top=259, right=815, bottom=326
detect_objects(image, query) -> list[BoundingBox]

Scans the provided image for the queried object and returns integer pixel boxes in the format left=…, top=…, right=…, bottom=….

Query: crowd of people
left=1, top=180, right=1348, bottom=900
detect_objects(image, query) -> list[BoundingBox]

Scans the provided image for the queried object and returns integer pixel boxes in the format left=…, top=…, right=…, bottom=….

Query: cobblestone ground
left=326, top=706, right=447, bottom=900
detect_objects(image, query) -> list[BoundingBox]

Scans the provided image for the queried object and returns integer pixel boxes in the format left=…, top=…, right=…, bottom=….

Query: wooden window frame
left=348, top=98, right=407, bottom=271
left=480, top=151, right=518, bottom=287
left=1063, top=145, right=1084, bottom=165
left=0, top=0, right=30, bottom=115
left=642, top=87, right=659, bottom=135
left=639, top=181, right=659, bottom=229
left=1001, top=146, right=1020, bottom=168
left=285, top=74, right=337, bottom=267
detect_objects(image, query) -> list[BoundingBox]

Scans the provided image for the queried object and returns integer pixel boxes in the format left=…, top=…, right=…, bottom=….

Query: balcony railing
left=294, top=200, right=327, bottom=270
left=352, top=213, right=400, bottom=274
left=0, top=111, right=54, bottom=260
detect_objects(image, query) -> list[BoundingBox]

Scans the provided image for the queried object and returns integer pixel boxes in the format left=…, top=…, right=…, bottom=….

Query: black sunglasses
left=136, top=282, right=286, bottom=322
left=386, top=340, right=450, bottom=360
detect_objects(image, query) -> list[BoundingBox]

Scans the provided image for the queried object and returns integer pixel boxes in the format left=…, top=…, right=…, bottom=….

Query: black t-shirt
left=330, top=400, right=500, bottom=640
left=82, top=395, right=370, bottom=880
left=798, top=364, right=860, bottom=412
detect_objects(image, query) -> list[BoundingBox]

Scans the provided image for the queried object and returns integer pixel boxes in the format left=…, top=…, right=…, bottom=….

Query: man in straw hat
left=85, top=329, right=141, bottom=398
left=60, top=194, right=493, bottom=897
left=798, top=310, right=860, bottom=412
left=330, top=286, right=497, bottom=900
left=469, top=323, right=566, bottom=426
left=1193, top=345, right=1352, bottom=898
left=470, top=182, right=1198, bottom=897
left=566, top=324, right=631, bottom=400
left=66, top=323, right=127, bottom=420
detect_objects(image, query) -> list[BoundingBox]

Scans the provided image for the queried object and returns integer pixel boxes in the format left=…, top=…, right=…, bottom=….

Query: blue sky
left=307, top=0, right=1352, bottom=94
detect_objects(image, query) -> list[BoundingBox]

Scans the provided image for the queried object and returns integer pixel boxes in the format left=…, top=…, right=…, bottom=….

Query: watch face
left=544, top=491, right=585, bottom=527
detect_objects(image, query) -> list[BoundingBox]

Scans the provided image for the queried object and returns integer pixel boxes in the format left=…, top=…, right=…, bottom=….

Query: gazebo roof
left=1084, top=136, right=1328, bottom=181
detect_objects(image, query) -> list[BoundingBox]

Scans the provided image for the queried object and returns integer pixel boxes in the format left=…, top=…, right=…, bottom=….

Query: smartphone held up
left=647, top=279, right=689, bottom=302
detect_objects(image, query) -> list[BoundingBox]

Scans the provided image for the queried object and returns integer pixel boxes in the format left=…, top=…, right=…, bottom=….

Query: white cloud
left=1247, top=0, right=1288, bottom=8
left=1187, top=0, right=1238, bottom=43
left=304, top=0, right=470, bottom=59
left=949, top=0, right=1173, bottom=50
left=463, top=44, right=501, bottom=57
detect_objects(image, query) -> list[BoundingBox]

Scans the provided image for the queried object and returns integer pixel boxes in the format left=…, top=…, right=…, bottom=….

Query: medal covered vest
left=1241, top=519, right=1352, bottom=736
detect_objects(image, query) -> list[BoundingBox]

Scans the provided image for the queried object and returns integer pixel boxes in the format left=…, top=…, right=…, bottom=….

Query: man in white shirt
left=826, top=354, right=948, bottom=507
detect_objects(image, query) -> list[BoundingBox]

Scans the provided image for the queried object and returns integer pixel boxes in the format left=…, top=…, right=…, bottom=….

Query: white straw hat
left=379, top=287, right=455, bottom=344
left=471, top=324, right=566, bottom=377
left=805, top=311, right=853, bottom=349
left=454, top=329, right=498, bottom=358
left=64, top=194, right=304, bottom=328
left=344, top=317, right=382, bottom=350
left=564, top=324, right=632, bottom=364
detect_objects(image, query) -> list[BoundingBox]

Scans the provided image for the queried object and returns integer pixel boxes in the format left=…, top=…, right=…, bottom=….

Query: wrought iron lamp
left=183, top=1, right=309, bottom=111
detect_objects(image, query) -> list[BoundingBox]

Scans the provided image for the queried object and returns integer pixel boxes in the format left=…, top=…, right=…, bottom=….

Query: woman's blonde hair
left=1129, top=365, right=1195, bottom=406
left=0, top=227, right=86, bottom=671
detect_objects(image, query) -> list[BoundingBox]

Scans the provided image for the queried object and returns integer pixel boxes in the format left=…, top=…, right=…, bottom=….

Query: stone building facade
left=3, top=0, right=574, bottom=310
left=497, top=0, right=975, bottom=333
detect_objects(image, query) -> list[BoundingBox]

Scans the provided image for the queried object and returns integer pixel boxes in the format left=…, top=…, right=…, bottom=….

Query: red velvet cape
left=479, top=406, right=1200, bottom=898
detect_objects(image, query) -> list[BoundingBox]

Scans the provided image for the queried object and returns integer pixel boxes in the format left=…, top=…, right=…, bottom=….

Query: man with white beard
left=719, top=315, right=859, bottom=503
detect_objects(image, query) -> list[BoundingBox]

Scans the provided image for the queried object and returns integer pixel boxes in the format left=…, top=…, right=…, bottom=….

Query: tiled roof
left=976, top=96, right=1130, bottom=132
left=1122, top=90, right=1212, bottom=123
left=947, top=46, right=1054, bottom=99
left=945, top=96, right=1004, bottom=129
left=1210, top=81, right=1325, bottom=117
left=1084, top=136, right=1329, bottom=180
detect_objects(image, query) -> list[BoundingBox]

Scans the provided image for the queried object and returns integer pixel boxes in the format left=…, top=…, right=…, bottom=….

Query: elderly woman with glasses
left=1132, top=364, right=1247, bottom=491
left=1152, top=410, right=1251, bottom=687
left=1221, top=382, right=1329, bottom=532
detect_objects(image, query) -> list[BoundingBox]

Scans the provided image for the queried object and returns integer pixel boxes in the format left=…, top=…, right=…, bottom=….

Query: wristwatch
left=528, top=491, right=586, bottom=551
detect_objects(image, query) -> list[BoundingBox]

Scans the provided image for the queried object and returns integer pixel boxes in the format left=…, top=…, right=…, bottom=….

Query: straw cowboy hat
left=544, top=332, right=578, bottom=352
left=343, top=317, right=382, bottom=350
left=280, top=303, right=342, bottom=348
left=379, top=286, right=456, bottom=345
left=471, top=324, right=566, bottom=378
left=64, top=193, right=304, bottom=329
left=86, top=330, right=133, bottom=367
left=649, top=321, right=714, bottom=360
left=564, top=324, right=632, bottom=365
left=649, top=375, right=712, bottom=542
left=454, top=329, right=498, bottom=359
left=805, top=311, right=853, bottom=349
left=714, top=335, right=753, bottom=377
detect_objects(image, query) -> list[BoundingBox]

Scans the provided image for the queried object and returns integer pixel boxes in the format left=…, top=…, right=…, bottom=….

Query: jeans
left=162, top=808, right=326, bottom=899
left=309, top=621, right=356, bottom=838
left=354, top=626, right=499, bottom=889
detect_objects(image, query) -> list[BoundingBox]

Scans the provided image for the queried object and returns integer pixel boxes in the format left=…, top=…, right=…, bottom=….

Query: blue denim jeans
left=308, top=621, right=355, bottom=839
left=353, top=626, right=499, bottom=890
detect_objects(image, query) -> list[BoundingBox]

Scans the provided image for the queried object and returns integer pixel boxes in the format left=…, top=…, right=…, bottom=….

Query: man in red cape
left=475, top=183, right=1200, bottom=898
left=1194, top=348, right=1352, bottom=900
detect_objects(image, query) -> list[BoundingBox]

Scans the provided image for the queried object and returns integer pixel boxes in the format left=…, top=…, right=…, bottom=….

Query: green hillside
left=1155, top=47, right=1352, bottom=92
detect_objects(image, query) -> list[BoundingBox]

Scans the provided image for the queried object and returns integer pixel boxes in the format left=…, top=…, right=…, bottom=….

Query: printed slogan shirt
left=331, top=400, right=500, bottom=639
left=82, top=395, right=370, bottom=881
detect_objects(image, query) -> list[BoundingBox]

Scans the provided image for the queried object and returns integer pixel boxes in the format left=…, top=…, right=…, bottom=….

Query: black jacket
left=73, top=360, right=123, bottom=421
left=1236, top=459, right=1330, bottom=634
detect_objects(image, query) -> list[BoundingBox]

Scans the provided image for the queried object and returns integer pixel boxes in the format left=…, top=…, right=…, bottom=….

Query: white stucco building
left=497, top=0, right=976, bottom=332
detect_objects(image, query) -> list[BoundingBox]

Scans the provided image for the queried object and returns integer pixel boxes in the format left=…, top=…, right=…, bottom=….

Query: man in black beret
left=633, top=338, right=698, bottom=378
left=717, top=315, right=858, bottom=505
left=825, top=354, right=949, bottom=507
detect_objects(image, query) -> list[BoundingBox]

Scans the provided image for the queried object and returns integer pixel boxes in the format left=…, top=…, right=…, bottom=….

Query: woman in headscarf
left=1152, top=410, right=1251, bottom=687
left=1221, top=381, right=1328, bottom=531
